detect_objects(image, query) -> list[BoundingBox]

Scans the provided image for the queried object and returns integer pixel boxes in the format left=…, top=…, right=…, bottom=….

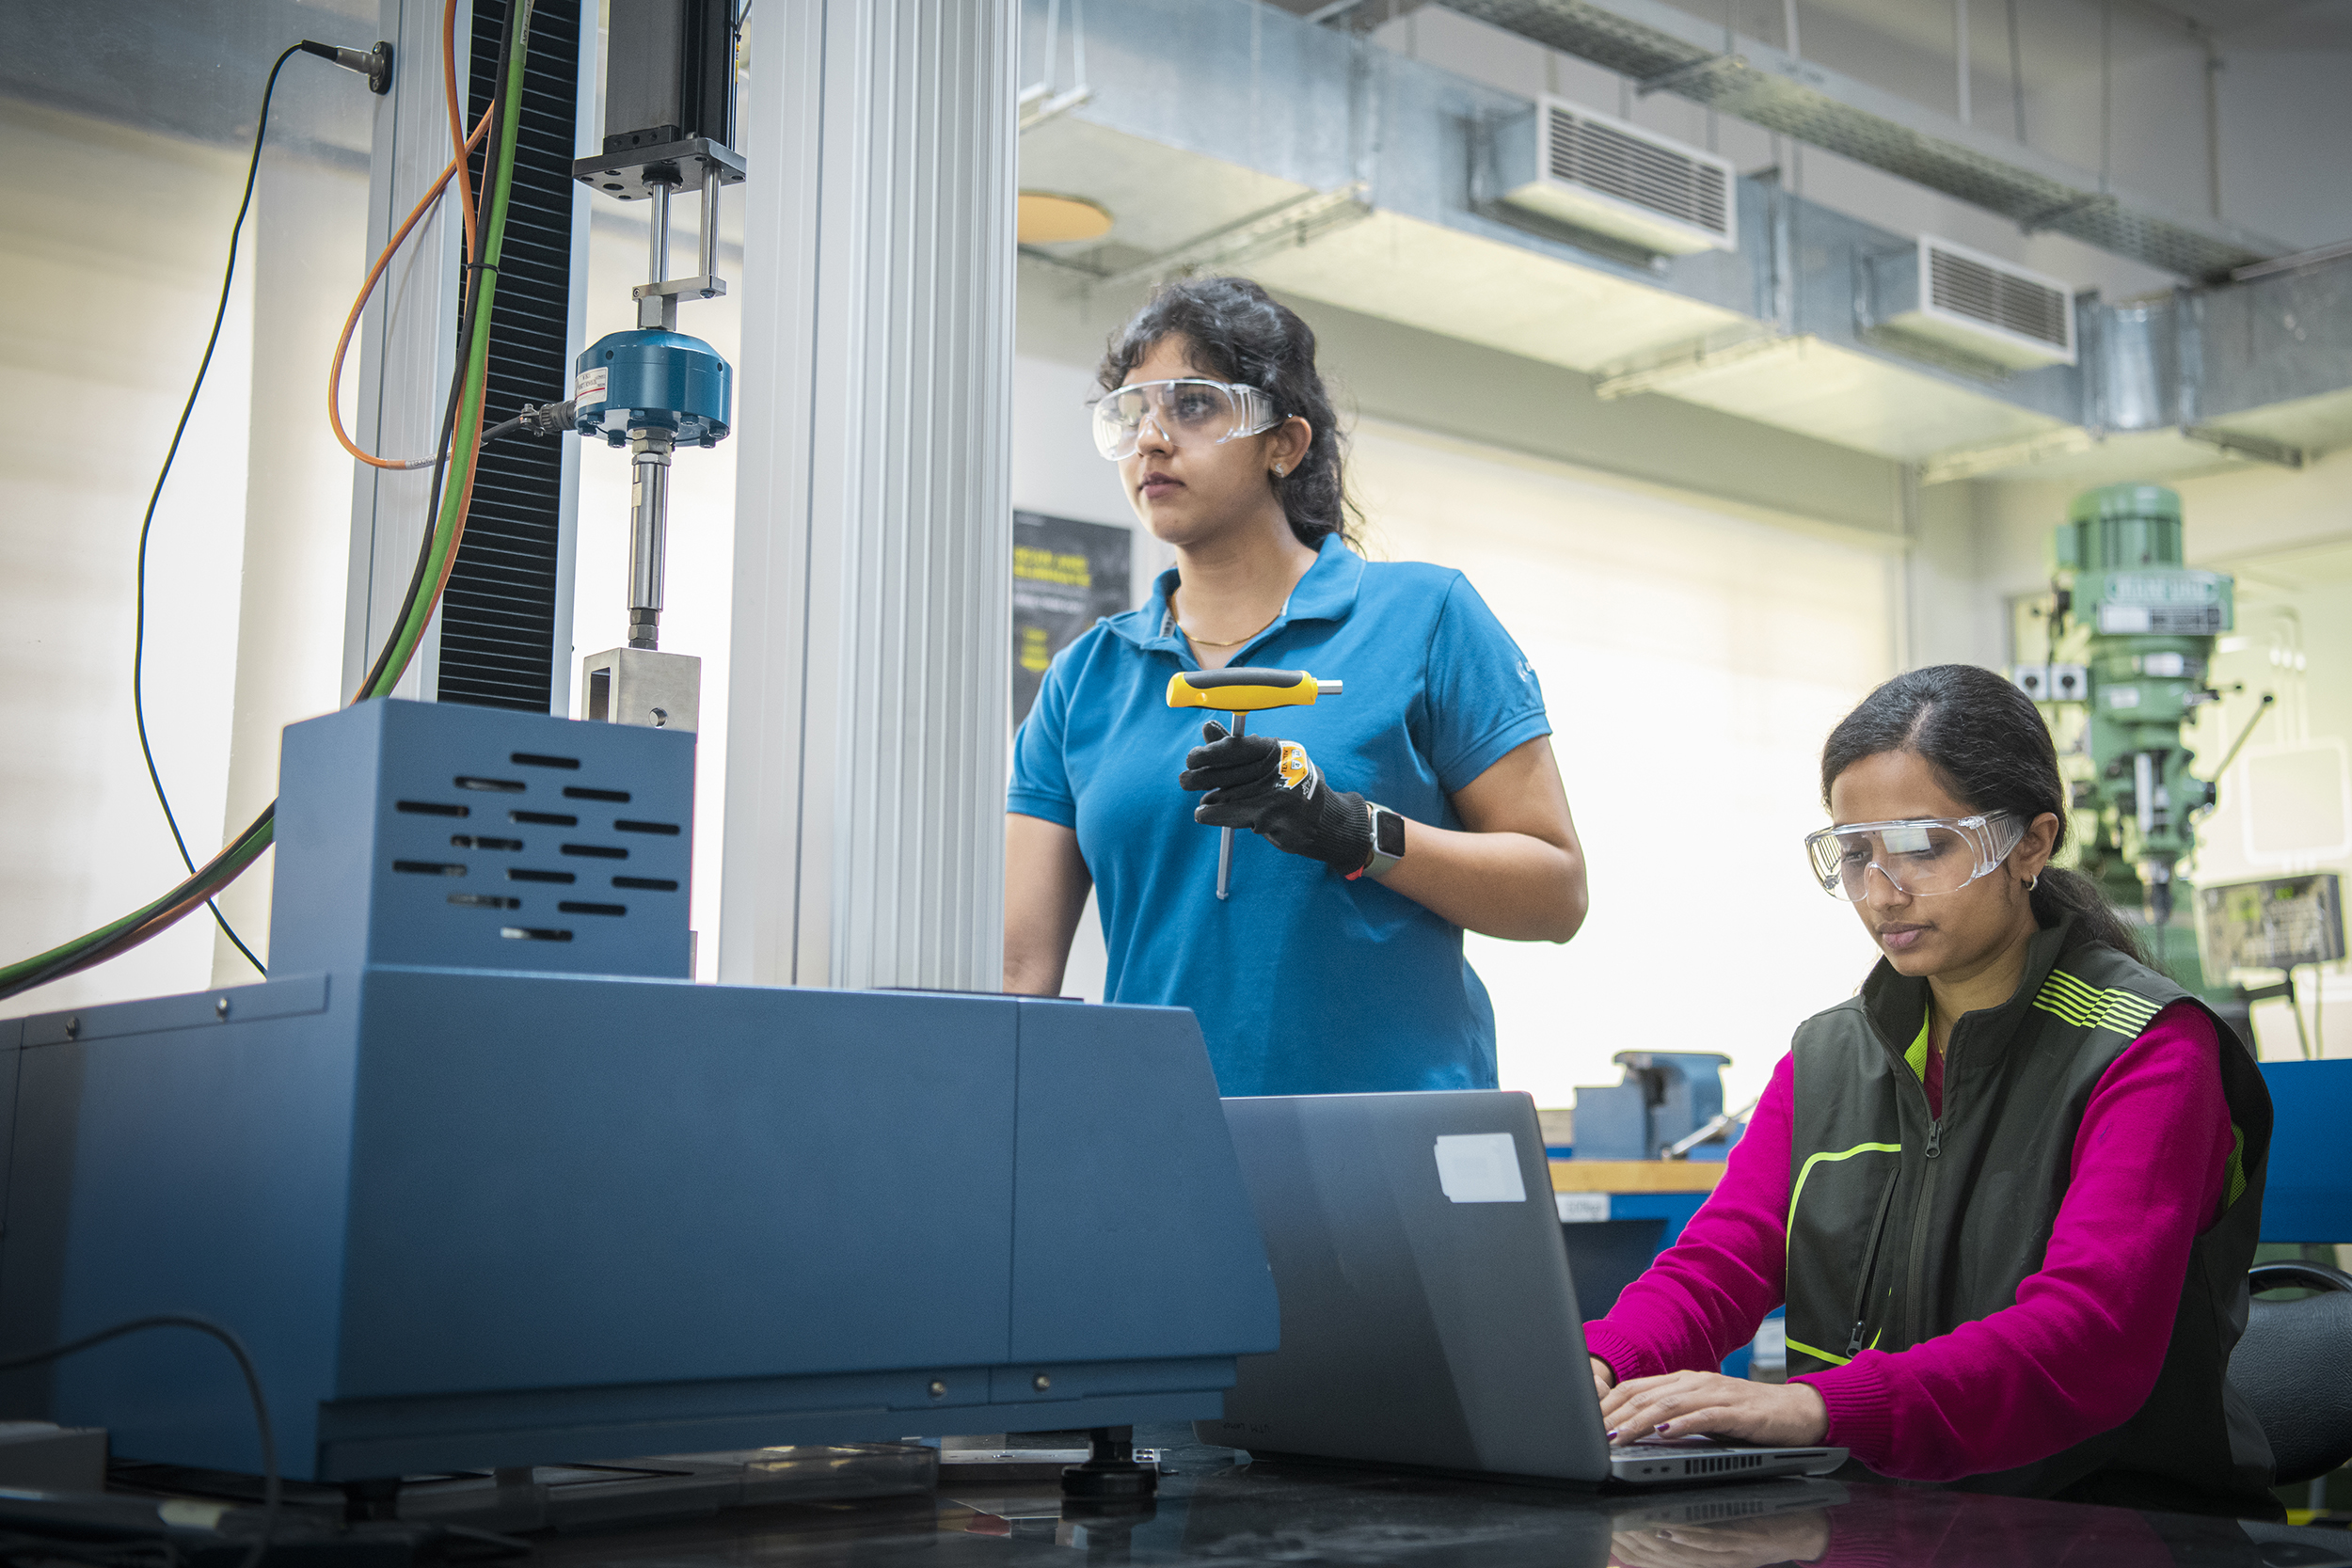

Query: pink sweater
left=1583, top=1002, right=2233, bottom=1482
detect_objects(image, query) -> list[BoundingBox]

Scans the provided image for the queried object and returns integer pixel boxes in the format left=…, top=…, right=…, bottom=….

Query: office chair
left=2233, top=1261, right=2352, bottom=1487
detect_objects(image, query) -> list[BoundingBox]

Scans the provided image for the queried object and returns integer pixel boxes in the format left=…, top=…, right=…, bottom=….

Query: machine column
left=722, top=0, right=1017, bottom=991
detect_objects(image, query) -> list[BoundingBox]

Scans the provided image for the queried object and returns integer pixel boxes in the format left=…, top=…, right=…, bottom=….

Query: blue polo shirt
left=1008, top=533, right=1551, bottom=1096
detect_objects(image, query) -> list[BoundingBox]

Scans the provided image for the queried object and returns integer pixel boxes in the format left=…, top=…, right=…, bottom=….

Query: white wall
left=0, top=103, right=255, bottom=1019
left=1349, top=420, right=1894, bottom=1111
left=210, top=135, right=373, bottom=983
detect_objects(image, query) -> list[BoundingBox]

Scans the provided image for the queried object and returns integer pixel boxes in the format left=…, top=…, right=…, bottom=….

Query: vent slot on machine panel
left=381, top=741, right=679, bottom=955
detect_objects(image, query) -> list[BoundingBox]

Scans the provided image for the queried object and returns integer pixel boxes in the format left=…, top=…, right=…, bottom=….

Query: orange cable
left=443, top=0, right=479, bottom=268
left=327, top=104, right=492, bottom=470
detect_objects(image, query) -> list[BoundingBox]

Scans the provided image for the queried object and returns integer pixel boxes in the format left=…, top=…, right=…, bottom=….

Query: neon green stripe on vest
left=1788, top=1141, right=1903, bottom=1248
left=2035, top=971, right=2163, bottom=1036
left=1786, top=1326, right=1883, bottom=1370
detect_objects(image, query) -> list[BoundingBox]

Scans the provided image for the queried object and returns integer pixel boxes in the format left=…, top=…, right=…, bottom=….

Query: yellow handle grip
left=1166, top=668, right=1342, bottom=713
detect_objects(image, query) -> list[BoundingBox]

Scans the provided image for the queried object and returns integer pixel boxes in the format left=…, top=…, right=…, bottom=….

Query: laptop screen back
left=1201, top=1090, right=1614, bottom=1483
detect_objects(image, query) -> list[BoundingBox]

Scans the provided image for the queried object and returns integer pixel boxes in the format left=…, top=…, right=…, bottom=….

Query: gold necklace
left=1183, top=616, right=1279, bottom=649
left=1177, top=600, right=1283, bottom=650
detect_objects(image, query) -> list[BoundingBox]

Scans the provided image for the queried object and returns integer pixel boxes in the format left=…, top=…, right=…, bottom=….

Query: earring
left=1273, top=463, right=1285, bottom=477
left=2026, top=873, right=2041, bottom=891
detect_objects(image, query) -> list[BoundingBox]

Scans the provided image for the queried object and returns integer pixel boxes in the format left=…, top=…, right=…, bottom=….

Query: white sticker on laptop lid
left=1434, top=1132, right=1527, bottom=1204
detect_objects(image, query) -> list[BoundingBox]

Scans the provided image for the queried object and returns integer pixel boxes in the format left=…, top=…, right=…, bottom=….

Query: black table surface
left=526, top=1426, right=2352, bottom=1568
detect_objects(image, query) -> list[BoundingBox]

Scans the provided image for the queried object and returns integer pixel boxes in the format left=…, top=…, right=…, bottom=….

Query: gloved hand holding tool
left=1168, top=668, right=1361, bottom=900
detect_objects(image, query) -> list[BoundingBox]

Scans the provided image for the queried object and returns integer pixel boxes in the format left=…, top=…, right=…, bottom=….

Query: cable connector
left=299, top=39, right=394, bottom=94
left=519, top=398, right=578, bottom=437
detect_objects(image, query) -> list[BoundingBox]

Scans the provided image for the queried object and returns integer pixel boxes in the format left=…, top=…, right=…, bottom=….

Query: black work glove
left=1179, top=721, right=1375, bottom=875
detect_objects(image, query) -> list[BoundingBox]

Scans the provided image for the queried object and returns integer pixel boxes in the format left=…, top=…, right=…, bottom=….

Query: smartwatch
left=1348, top=801, right=1406, bottom=881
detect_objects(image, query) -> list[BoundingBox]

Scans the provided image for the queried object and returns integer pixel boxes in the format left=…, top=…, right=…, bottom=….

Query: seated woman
left=1584, top=662, right=2277, bottom=1516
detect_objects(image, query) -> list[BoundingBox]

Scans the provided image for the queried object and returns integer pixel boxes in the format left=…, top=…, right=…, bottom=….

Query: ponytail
left=2028, top=868, right=2146, bottom=967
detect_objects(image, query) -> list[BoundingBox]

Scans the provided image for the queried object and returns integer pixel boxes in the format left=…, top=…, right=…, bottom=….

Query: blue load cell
left=573, top=328, right=733, bottom=447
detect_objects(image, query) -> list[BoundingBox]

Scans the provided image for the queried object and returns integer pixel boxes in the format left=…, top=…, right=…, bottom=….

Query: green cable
left=0, top=4, right=535, bottom=1004
left=366, top=0, right=532, bottom=699
left=0, top=813, right=276, bottom=996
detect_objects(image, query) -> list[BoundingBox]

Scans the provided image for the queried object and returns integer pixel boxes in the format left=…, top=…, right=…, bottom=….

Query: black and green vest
left=1784, top=917, right=2275, bottom=1507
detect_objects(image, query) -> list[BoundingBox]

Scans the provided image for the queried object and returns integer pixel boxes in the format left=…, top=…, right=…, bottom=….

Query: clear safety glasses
left=1091, top=378, right=1279, bottom=461
left=1804, top=813, right=2024, bottom=902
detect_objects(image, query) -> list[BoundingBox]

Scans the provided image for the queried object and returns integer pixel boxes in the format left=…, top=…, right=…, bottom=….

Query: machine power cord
left=0, top=1315, right=278, bottom=1568
left=129, top=43, right=320, bottom=981
left=0, top=3, right=536, bottom=1006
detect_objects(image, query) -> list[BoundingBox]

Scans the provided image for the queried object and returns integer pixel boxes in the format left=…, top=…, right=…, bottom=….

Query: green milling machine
left=2013, top=483, right=2246, bottom=1000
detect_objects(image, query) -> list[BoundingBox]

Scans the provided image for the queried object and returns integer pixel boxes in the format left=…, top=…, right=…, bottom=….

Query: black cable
left=0, top=1315, right=276, bottom=1568
left=129, top=45, right=315, bottom=981
left=0, top=807, right=278, bottom=1005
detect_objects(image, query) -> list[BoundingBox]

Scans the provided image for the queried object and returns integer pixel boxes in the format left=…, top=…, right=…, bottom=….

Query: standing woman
left=1003, top=277, right=1588, bottom=1095
left=1583, top=664, right=2276, bottom=1515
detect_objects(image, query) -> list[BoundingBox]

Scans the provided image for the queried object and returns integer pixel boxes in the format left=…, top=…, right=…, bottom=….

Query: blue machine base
left=0, top=971, right=1278, bottom=1481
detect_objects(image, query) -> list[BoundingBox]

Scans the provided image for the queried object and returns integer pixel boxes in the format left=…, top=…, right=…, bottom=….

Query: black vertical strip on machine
left=442, top=0, right=579, bottom=712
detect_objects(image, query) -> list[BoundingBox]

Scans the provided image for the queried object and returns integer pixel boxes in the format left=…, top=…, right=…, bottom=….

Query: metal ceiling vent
left=1883, top=236, right=2076, bottom=369
left=1499, top=97, right=1736, bottom=256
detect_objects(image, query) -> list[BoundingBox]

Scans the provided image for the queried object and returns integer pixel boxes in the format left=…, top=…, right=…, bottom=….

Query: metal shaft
left=647, top=178, right=674, bottom=287
left=699, top=162, right=722, bottom=287
left=628, top=430, right=674, bottom=649
left=1216, top=711, right=1247, bottom=901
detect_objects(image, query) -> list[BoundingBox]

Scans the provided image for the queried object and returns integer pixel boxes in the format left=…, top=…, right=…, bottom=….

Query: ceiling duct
left=1496, top=97, right=1736, bottom=255
left=1017, top=0, right=2352, bottom=484
left=1868, top=236, right=2076, bottom=370
left=1436, top=0, right=2287, bottom=281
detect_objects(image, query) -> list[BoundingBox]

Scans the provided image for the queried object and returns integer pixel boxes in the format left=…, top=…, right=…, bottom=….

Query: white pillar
left=342, top=0, right=468, bottom=708
left=720, top=0, right=1017, bottom=990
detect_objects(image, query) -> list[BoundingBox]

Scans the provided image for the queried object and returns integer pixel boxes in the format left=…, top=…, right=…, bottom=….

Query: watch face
left=1374, top=807, right=1406, bottom=860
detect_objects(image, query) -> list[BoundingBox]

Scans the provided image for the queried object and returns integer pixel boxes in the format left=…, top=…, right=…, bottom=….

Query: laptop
left=1197, top=1089, right=1846, bottom=1488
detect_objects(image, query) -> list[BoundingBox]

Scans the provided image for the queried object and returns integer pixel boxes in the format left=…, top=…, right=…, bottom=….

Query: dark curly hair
left=1820, top=663, right=2143, bottom=962
left=1097, top=276, right=1361, bottom=549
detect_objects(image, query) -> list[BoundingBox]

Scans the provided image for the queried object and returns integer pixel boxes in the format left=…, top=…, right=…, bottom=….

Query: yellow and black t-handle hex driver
left=1167, top=668, right=1344, bottom=901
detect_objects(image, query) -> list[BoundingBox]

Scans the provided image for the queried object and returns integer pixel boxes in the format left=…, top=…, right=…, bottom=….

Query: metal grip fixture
left=627, top=430, right=675, bottom=650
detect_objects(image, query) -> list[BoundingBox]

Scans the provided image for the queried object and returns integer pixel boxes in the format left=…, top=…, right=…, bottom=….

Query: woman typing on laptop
left=1582, top=664, right=2277, bottom=1516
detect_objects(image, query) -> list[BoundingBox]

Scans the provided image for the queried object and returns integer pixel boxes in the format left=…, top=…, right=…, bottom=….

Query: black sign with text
left=1013, top=512, right=1134, bottom=726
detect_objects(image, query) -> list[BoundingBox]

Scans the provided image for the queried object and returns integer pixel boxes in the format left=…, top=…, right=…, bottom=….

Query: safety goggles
left=1091, top=377, right=1279, bottom=461
left=1804, top=813, right=2024, bottom=901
